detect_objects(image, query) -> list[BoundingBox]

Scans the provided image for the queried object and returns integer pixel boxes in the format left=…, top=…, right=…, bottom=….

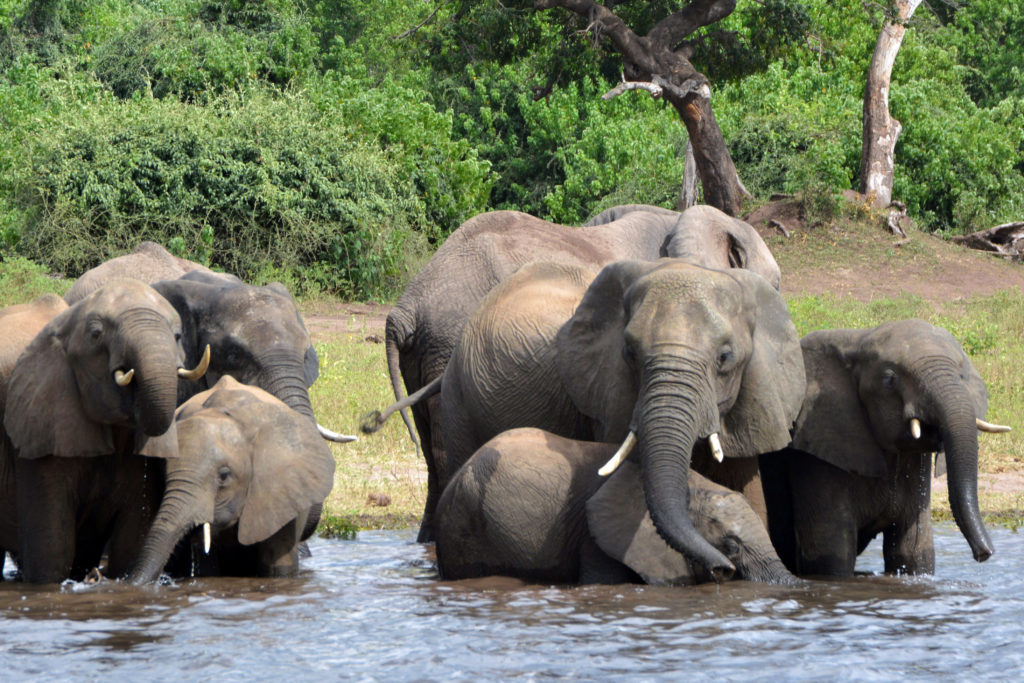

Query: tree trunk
left=859, top=0, right=922, bottom=208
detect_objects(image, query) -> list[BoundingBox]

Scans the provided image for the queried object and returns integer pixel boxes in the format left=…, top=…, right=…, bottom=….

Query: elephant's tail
left=383, top=310, right=421, bottom=450
left=361, top=374, right=442, bottom=436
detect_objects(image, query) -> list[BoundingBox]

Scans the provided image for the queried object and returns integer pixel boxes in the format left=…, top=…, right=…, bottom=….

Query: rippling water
left=1, top=523, right=1022, bottom=681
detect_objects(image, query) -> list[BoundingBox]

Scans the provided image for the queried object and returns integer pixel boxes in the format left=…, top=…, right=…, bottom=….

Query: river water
left=1, top=522, right=1022, bottom=681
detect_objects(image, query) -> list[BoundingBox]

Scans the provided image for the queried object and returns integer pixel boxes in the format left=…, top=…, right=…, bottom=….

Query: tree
left=859, top=0, right=921, bottom=209
left=534, top=0, right=746, bottom=216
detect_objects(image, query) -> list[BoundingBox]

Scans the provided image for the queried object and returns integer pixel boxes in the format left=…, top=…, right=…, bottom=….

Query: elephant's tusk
left=598, top=431, right=637, bottom=477
left=114, top=368, right=135, bottom=386
left=709, top=433, right=724, bottom=463
left=203, top=522, right=211, bottom=555
left=178, top=344, right=211, bottom=381
left=977, top=418, right=1012, bottom=433
left=317, top=423, right=358, bottom=443
left=910, top=418, right=922, bottom=440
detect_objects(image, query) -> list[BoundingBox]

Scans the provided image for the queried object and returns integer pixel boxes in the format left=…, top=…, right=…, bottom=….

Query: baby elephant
left=435, top=428, right=796, bottom=585
left=129, top=376, right=336, bottom=581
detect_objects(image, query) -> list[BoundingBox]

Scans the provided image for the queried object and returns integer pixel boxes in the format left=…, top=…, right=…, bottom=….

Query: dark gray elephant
left=440, top=258, right=805, bottom=577
left=435, top=428, right=797, bottom=585
left=1, top=280, right=207, bottom=583
left=379, top=205, right=780, bottom=541
left=129, top=376, right=335, bottom=581
left=759, top=319, right=1009, bottom=576
left=64, top=241, right=214, bottom=304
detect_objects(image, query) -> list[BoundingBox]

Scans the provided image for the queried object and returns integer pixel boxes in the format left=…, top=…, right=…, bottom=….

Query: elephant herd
left=371, top=203, right=1010, bottom=586
left=0, top=204, right=1010, bottom=588
left=0, top=251, right=349, bottom=583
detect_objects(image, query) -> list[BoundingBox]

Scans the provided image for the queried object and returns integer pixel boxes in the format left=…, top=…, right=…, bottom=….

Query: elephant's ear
left=135, top=423, right=179, bottom=459
left=556, top=260, right=657, bottom=440
left=791, top=329, right=888, bottom=478
left=303, top=344, right=319, bottom=387
left=718, top=270, right=806, bottom=458
left=238, top=409, right=336, bottom=545
left=152, top=278, right=209, bottom=386
left=5, top=325, right=114, bottom=458
left=585, top=462, right=695, bottom=586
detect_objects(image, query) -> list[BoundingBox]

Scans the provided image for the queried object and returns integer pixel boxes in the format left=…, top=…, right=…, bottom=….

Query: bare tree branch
left=602, top=79, right=663, bottom=100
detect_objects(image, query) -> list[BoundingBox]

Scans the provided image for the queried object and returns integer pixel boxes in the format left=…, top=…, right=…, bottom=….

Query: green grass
left=0, top=255, right=70, bottom=306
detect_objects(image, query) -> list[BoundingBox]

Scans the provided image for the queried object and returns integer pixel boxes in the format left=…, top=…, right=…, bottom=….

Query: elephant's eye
left=87, top=320, right=103, bottom=341
left=717, top=346, right=736, bottom=373
left=882, top=368, right=897, bottom=389
left=217, top=466, right=232, bottom=486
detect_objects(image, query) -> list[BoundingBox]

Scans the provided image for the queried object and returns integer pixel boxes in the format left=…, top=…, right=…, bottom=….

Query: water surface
left=1, top=523, right=1022, bottom=681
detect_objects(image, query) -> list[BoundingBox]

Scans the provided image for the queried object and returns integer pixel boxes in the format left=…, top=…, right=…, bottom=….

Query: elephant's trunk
left=917, top=358, right=994, bottom=562
left=259, top=352, right=316, bottom=422
left=638, top=356, right=736, bottom=579
left=129, top=464, right=212, bottom=584
left=123, top=310, right=181, bottom=436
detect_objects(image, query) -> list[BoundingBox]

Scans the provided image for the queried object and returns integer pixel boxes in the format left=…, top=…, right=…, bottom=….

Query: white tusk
left=318, top=423, right=358, bottom=443
left=976, top=418, right=1012, bottom=433
left=910, top=418, right=922, bottom=440
left=598, top=431, right=637, bottom=477
left=178, top=344, right=211, bottom=381
left=114, top=368, right=135, bottom=386
left=709, top=433, right=724, bottom=463
left=203, top=522, right=211, bottom=555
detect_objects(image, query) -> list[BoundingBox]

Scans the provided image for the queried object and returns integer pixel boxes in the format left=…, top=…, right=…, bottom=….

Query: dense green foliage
left=1, top=0, right=1022, bottom=298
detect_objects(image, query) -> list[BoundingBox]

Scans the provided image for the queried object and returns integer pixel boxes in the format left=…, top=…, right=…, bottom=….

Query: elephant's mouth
left=897, top=418, right=943, bottom=453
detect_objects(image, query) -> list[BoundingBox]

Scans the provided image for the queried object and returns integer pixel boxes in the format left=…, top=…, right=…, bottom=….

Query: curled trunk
left=123, top=313, right=181, bottom=436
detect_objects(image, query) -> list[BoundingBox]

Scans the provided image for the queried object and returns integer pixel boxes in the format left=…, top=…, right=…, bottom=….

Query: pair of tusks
left=113, top=344, right=212, bottom=387
left=908, top=416, right=1012, bottom=438
left=598, top=431, right=725, bottom=477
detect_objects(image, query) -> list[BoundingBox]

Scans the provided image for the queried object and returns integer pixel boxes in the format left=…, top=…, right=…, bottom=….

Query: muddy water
left=1, top=523, right=1022, bottom=681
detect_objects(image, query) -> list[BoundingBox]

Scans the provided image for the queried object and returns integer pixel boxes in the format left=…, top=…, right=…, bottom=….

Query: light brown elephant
left=2, top=280, right=208, bottom=583
left=64, top=241, right=214, bottom=304
left=439, top=258, right=805, bottom=578
left=435, top=428, right=797, bottom=585
left=129, top=376, right=336, bottom=581
left=377, top=204, right=780, bottom=541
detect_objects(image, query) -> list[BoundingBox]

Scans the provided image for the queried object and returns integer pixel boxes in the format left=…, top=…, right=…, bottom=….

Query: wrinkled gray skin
left=129, top=377, right=335, bottom=582
left=64, top=241, right=214, bottom=304
left=436, top=428, right=797, bottom=585
left=152, top=271, right=328, bottom=537
left=1, top=281, right=186, bottom=583
left=383, top=205, right=780, bottom=541
left=441, top=258, right=805, bottom=578
left=759, top=319, right=996, bottom=576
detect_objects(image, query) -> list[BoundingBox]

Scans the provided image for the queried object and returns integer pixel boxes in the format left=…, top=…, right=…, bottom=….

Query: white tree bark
left=859, top=0, right=921, bottom=208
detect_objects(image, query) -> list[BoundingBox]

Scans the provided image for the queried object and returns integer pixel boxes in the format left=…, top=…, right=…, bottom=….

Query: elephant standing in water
left=440, top=259, right=805, bottom=577
left=435, top=428, right=797, bottom=585
left=130, top=376, right=335, bottom=581
left=759, top=319, right=1009, bottom=576
left=1, top=281, right=208, bottom=582
left=379, top=205, right=781, bottom=541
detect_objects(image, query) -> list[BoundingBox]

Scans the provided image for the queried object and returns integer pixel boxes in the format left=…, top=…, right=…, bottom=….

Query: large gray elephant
left=758, top=319, right=1008, bottom=576
left=1, top=280, right=207, bottom=583
left=379, top=205, right=780, bottom=541
left=64, top=241, right=214, bottom=304
left=435, top=428, right=797, bottom=585
left=129, top=376, right=336, bottom=581
left=440, top=258, right=805, bottom=577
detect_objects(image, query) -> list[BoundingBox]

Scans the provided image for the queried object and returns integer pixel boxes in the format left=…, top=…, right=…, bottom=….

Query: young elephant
left=129, top=376, right=336, bottom=582
left=435, top=428, right=796, bottom=585
left=759, top=319, right=1010, bottom=576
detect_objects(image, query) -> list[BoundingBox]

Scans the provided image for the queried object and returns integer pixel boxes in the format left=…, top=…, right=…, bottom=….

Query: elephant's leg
left=882, top=458, right=935, bottom=574
left=256, top=520, right=302, bottom=577
left=415, top=394, right=442, bottom=543
left=15, top=457, right=76, bottom=583
left=758, top=452, right=798, bottom=573
left=105, top=461, right=163, bottom=579
left=791, top=460, right=860, bottom=576
left=578, top=536, right=641, bottom=585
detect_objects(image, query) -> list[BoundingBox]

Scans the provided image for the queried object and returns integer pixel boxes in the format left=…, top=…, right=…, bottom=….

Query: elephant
left=439, top=258, right=806, bottom=577
left=64, top=241, right=214, bottom=304
left=758, top=319, right=1009, bottom=577
left=435, top=427, right=797, bottom=585
left=1, top=280, right=208, bottom=583
left=379, top=204, right=781, bottom=541
left=129, top=376, right=336, bottom=581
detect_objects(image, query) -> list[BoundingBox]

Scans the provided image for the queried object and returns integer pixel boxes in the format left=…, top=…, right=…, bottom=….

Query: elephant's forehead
left=216, top=290, right=307, bottom=340
left=87, top=279, right=180, bottom=323
left=178, top=410, right=247, bottom=448
left=632, top=272, right=741, bottom=317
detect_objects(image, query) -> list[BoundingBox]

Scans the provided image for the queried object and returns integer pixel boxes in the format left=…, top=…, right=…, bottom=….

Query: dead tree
left=859, top=0, right=922, bottom=208
left=535, top=0, right=746, bottom=216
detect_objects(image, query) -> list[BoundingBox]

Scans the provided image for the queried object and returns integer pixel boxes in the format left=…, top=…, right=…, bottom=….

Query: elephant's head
left=587, top=463, right=797, bottom=585
left=793, top=319, right=999, bottom=562
left=129, top=376, right=336, bottom=583
left=153, top=272, right=320, bottom=422
left=556, top=259, right=805, bottom=578
left=4, top=279, right=198, bottom=459
left=666, top=205, right=781, bottom=291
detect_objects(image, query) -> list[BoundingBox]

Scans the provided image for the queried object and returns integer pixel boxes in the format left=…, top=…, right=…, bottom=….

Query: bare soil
left=300, top=195, right=1024, bottom=509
